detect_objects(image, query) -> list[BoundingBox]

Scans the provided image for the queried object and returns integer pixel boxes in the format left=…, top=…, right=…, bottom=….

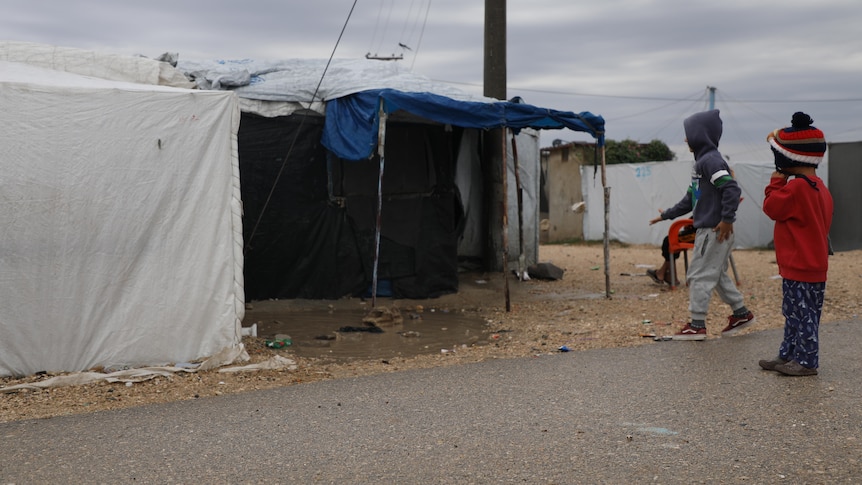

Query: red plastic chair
left=666, top=218, right=741, bottom=290
left=667, top=219, right=695, bottom=290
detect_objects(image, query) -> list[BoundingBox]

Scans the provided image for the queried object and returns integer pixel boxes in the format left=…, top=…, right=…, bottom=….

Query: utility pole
left=483, top=0, right=507, bottom=272
left=484, top=0, right=506, bottom=99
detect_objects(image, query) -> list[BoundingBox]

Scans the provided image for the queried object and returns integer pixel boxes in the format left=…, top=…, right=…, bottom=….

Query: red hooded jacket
left=763, top=174, right=833, bottom=283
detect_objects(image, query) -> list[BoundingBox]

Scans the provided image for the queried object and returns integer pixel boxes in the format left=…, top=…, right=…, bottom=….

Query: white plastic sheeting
left=0, top=352, right=294, bottom=393
left=0, top=61, right=245, bottom=377
left=176, top=57, right=493, bottom=118
left=581, top=159, right=829, bottom=249
left=506, top=130, right=541, bottom=269
left=456, top=129, right=541, bottom=268
left=0, top=41, right=195, bottom=88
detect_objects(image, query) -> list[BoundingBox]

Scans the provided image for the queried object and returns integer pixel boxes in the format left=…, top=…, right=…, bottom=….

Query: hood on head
left=684, top=110, right=722, bottom=158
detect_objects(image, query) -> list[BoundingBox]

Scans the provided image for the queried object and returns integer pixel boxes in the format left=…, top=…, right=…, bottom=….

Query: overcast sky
left=4, top=0, right=861, bottom=162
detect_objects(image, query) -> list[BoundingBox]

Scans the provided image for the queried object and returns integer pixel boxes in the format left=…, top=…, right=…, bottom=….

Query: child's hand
left=649, top=210, right=664, bottom=225
left=714, top=221, right=734, bottom=242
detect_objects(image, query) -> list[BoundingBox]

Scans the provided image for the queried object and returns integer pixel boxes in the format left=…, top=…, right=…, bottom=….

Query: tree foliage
left=604, top=139, right=675, bottom=164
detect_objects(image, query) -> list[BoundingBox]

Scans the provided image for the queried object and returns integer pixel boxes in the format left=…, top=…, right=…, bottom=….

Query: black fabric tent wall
left=239, top=112, right=464, bottom=300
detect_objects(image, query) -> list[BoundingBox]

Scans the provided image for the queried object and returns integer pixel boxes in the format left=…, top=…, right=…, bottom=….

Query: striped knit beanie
left=767, top=112, right=826, bottom=169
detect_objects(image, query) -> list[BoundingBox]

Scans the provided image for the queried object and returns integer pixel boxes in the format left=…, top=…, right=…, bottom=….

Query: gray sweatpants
left=687, top=227, right=745, bottom=321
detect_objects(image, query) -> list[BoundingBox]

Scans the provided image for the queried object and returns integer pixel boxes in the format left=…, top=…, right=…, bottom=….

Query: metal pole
left=371, top=99, right=387, bottom=307
left=601, top=146, right=611, bottom=298
left=501, top=129, right=511, bottom=312
left=511, top=132, right=526, bottom=279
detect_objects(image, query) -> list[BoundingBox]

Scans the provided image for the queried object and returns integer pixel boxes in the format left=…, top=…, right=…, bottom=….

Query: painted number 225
left=635, top=166, right=652, bottom=178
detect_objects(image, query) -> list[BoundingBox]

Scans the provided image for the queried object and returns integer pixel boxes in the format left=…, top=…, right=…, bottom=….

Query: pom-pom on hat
left=767, top=112, right=826, bottom=168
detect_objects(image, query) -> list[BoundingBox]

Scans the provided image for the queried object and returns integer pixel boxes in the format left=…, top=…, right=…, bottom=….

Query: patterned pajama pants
left=779, top=279, right=826, bottom=368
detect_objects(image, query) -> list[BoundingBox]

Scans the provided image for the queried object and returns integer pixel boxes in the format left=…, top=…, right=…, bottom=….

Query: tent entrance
left=239, top=112, right=464, bottom=300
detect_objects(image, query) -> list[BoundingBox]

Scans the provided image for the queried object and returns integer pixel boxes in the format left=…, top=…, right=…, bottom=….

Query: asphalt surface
left=2, top=320, right=861, bottom=484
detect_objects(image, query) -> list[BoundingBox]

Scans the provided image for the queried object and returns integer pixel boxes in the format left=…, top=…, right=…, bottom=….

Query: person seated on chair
left=647, top=224, right=695, bottom=285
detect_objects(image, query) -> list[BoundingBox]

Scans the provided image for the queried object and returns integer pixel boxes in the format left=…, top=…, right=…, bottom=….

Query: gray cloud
left=2, top=0, right=860, bottom=161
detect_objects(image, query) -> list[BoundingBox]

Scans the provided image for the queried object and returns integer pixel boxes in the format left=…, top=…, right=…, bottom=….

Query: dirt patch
left=248, top=305, right=491, bottom=362
left=2, top=243, right=861, bottom=423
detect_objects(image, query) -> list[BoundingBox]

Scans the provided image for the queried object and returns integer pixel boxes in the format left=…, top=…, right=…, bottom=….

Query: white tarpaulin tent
left=179, top=57, right=547, bottom=268
left=0, top=40, right=194, bottom=88
left=176, top=56, right=583, bottom=297
left=0, top=60, right=245, bottom=377
left=581, top=159, right=829, bottom=249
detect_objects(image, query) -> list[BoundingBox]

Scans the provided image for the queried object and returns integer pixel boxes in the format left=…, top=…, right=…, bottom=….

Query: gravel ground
left=2, top=243, right=860, bottom=423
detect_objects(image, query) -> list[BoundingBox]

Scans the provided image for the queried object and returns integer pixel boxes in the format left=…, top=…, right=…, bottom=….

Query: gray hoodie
left=661, top=110, right=741, bottom=228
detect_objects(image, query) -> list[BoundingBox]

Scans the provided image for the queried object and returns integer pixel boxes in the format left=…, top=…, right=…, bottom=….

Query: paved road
left=2, top=320, right=861, bottom=484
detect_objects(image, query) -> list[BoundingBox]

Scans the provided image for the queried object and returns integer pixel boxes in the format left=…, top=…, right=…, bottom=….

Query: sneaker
left=673, top=323, right=707, bottom=341
left=774, top=360, right=818, bottom=376
left=721, top=311, right=755, bottom=336
left=758, top=357, right=789, bottom=371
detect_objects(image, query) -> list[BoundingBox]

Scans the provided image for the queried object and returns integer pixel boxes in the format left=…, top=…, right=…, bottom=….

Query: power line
left=430, top=79, right=862, bottom=103
left=615, top=90, right=706, bottom=121
left=367, top=0, right=395, bottom=56
left=719, top=97, right=862, bottom=103
left=368, top=0, right=385, bottom=54
left=410, top=1, right=432, bottom=71
left=367, top=1, right=429, bottom=62
left=379, top=0, right=395, bottom=54
left=644, top=94, right=708, bottom=142
left=246, top=0, right=359, bottom=254
left=399, top=0, right=417, bottom=42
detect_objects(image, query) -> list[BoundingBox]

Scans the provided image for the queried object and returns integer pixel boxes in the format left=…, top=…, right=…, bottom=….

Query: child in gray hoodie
left=649, top=109, right=754, bottom=340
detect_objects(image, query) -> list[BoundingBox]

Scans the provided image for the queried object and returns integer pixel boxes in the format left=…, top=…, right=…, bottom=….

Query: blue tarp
left=322, top=88, right=605, bottom=160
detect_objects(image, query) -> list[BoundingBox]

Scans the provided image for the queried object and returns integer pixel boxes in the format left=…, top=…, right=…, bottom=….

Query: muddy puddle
left=244, top=306, right=492, bottom=363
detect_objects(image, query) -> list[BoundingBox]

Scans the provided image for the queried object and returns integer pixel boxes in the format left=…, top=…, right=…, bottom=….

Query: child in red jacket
left=760, top=112, right=833, bottom=376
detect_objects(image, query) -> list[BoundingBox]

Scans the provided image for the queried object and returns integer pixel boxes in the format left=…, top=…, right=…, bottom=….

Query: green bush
left=605, top=139, right=675, bottom=164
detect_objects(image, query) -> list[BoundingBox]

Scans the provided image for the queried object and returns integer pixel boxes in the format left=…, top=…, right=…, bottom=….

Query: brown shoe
left=774, top=360, right=818, bottom=376
left=758, top=357, right=788, bottom=371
